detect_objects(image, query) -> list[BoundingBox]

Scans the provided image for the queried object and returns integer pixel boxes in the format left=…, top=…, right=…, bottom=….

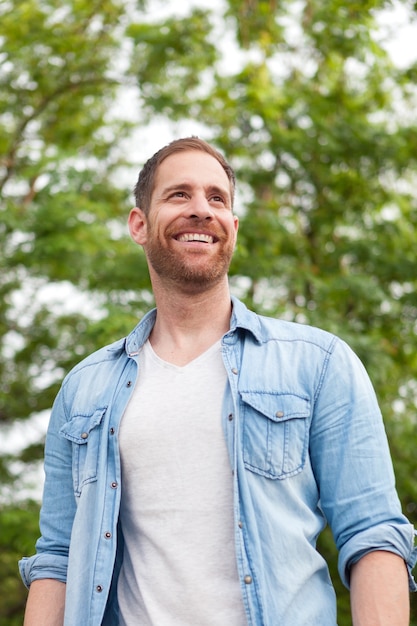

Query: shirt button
left=104, top=532, right=112, bottom=539
left=126, top=380, right=132, bottom=387
left=238, top=521, right=243, bottom=528
left=231, top=368, right=238, bottom=375
left=228, top=413, right=233, bottom=421
left=81, top=432, right=88, bottom=439
left=96, top=585, right=103, bottom=593
left=276, top=411, right=284, bottom=418
left=244, top=575, right=252, bottom=584
left=111, top=482, right=118, bottom=489
left=110, top=427, right=115, bottom=435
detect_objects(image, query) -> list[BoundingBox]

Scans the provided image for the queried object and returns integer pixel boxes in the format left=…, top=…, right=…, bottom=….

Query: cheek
left=147, top=222, right=170, bottom=246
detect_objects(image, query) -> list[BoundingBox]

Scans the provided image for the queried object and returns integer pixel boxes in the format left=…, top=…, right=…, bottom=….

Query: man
left=20, top=137, right=416, bottom=625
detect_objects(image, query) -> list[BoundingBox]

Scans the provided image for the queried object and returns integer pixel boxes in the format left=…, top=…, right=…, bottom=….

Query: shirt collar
left=121, top=295, right=262, bottom=357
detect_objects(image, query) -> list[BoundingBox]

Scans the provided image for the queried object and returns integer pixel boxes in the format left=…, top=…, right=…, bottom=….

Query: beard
left=144, top=221, right=235, bottom=292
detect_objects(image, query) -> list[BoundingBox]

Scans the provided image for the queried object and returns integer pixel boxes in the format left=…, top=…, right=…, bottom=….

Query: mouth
left=175, top=233, right=217, bottom=244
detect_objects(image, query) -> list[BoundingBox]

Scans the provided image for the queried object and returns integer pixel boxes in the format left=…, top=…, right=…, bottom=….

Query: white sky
left=376, top=1, right=417, bottom=67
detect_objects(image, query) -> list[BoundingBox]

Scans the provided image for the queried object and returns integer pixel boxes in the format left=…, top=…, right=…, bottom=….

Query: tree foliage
left=1, top=0, right=417, bottom=622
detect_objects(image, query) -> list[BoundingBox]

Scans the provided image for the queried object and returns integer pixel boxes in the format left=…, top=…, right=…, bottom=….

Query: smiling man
left=20, top=138, right=416, bottom=625
left=130, top=148, right=239, bottom=296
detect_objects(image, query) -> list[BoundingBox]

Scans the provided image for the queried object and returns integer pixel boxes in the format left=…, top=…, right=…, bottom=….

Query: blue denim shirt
left=20, top=297, right=416, bottom=625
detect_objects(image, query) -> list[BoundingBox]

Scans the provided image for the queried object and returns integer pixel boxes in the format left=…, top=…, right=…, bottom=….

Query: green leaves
left=127, top=9, right=218, bottom=117
left=2, top=0, right=417, bottom=622
left=0, top=502, right=42, bottom=625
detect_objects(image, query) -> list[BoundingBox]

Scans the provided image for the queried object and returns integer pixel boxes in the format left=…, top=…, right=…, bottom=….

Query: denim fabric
left=19, top=297, right=417, bottom=625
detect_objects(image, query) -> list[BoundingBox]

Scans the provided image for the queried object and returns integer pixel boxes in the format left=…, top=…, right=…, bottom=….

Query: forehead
left=153, top=150, right=231, bottom=195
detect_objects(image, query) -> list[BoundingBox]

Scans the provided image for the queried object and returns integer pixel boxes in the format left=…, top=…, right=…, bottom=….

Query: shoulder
left=257, top=314, right=336, bottom=350
left=61, top=337, right=127, bottom=388
left=231, top=297, right=338, bottom=354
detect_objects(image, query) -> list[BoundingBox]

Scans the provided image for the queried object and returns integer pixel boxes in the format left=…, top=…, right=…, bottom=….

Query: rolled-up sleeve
left=309, top=337, right=417, bottom=591
left=339, top=522, right=417, bottom=591
left=19, top=553, right=68, bottom=588
left=19, top=385, right=76, bottom=588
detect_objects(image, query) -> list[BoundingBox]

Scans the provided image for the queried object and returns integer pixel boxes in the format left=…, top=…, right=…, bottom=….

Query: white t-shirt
left=117, top=340, right=247, bottom=625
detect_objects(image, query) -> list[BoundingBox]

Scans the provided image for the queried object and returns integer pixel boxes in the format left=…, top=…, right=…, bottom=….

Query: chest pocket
left=240, top=392, right=310, bottom=479
left=60, top=407, right=107, bottom=496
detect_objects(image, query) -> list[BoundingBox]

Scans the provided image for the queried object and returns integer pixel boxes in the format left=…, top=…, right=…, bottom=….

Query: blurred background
left=1, top=0, right=417, bottom=623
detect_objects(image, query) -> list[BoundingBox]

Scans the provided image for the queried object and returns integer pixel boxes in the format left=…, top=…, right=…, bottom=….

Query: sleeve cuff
left=338, top=523, right=417, bottom=591
left=19, top=553, right=68, bottom=589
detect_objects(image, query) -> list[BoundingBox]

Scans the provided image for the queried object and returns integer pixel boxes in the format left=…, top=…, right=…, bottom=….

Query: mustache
left=163, top=219, right=228, bottom=241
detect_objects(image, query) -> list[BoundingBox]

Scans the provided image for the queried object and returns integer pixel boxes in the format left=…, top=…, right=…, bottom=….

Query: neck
left=148, top=277, right=232, bottom=366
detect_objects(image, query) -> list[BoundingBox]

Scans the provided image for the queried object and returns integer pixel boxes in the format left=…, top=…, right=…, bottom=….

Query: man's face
left=130, top=150, right=239, bottom=292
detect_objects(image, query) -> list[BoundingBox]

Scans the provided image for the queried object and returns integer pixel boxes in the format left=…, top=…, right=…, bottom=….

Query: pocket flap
left=240, top=392, right=310, bottom=422
left=60, top=408, right=106, bottom=444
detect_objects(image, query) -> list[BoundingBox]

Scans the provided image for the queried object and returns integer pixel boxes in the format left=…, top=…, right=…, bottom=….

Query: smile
left=176, top=233, right=215, bottom=244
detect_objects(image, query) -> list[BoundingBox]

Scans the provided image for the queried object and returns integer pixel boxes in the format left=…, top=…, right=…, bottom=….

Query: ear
left=128, top=207, right=148, bottom=245
left=232, top=213, right=239, bottom=247
left=233, top=214, right=239, bottom=234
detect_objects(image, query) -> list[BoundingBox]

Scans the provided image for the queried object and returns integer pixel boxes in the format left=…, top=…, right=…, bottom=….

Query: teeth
left=177, top=233, right=214, bottom=243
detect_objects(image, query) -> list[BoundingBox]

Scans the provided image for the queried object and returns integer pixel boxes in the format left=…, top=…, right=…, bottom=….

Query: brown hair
left=133, top=137, right=236, bottom=214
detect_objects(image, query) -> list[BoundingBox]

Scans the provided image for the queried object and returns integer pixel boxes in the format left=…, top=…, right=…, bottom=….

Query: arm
left=24, top=579, right=66, bottom=626
left=309, top=339, right=416, bottom=591
left=19, top=389, right=74, bottom=621
left=350, top=551, right=409, bottom=626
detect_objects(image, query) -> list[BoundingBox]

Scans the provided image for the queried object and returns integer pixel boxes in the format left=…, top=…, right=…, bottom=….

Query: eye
left=210, top=195, right=226, bottom=204
left=165, top=191, right=187, bottom=202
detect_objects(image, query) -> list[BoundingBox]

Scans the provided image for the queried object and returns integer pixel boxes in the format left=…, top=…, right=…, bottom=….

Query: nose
left=187, top=193, right=214, bottom=220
